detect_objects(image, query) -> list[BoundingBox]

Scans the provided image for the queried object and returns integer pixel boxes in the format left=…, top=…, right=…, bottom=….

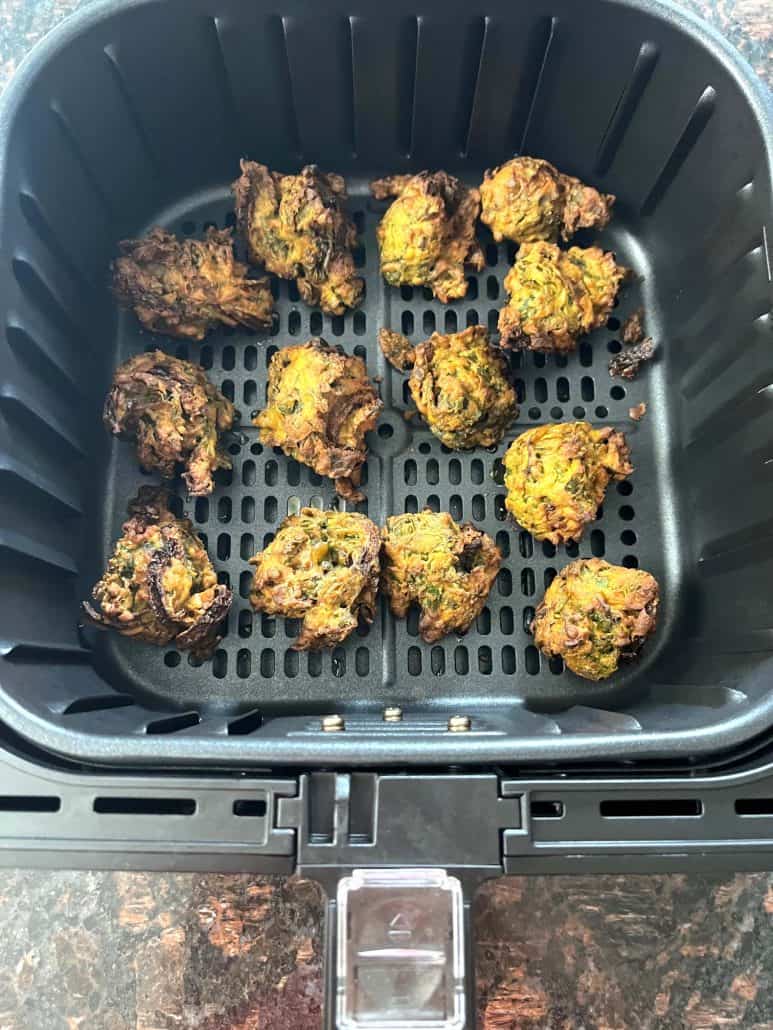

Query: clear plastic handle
left=335, top=869, right=467, bottom=1030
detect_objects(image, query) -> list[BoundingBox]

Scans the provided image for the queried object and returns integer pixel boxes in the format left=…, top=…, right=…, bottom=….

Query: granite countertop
left=0, top=1, right=771, bottom=1028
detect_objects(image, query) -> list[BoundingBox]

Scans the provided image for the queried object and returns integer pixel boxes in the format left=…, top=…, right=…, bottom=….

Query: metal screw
left=383, top=706, right=403, bottom=723
left=321, top=714, right=345, bottom=732
left=448, top=715, right=471, bottom=733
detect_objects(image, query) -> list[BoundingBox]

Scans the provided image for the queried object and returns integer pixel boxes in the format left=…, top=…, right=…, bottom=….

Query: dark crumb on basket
left=629, top=402, right=647, bottom=421
left=622, top=307, right=645, bottom=344
left=609, top=336, right=656, bottom=379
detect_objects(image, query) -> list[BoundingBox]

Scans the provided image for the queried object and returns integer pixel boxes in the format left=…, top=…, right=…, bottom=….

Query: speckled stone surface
left=0, top=1, right=771, bottom=1028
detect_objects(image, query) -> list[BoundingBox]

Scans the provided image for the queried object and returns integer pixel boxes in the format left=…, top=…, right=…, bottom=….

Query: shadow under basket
left=0, top=0, right=771, bottom=767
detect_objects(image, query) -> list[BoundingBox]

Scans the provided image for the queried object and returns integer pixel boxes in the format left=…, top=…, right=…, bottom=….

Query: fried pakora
left=232, top=161, right=363, bottom=315
left=498, top=242, right=626, bottom=352
left=532, top=558, right=659, bottom=680
left=370, top=171, right=484, bottom=302
left=381, top=511, right=501, bottom=643
left=249, top=508, right=380, bottom=650
left=104, top=350, right=235, bottom=497
left=378, top=327, right=416, bottom=372
left=81, top=487, right=232, bottom=658
left=112, top=227, right=274, bottom=340
left=504, top=422, right=632, bottom=545
left=406, top=325, right=519, bottom=448
left=609, top=337, right=656, bottom=379
left=480, top=156, right=615, bottom=245
left=254, top=339, right=382, bottom=501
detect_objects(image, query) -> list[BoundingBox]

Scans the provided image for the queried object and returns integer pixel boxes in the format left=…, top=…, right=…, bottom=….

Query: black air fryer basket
left=0, top=0, right=770, bottom=1025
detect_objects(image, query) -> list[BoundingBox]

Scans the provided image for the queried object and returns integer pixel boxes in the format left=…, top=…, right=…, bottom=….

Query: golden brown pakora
left=112, top=227, right=273, bottom=340
left=498, top=242, right=626, bottom=352
left=480, top=156, right=615, bottom=245
left=81, top=487, right=232, bottom=658
left=232, top=161, right=363, bottom=315
left=408, top=325, right=519, bottom=448
left=254, top=339, right=382, bottom=501
left=532, top=558, right=659, bottom=680
left=249, top=508, right=380, bottom=650
left=381, top=511, right=501, bottom=643
left=104, top=350, right=235, bottom=497
left=504, top=422, right=632, bottom=545
left=370, top=171, right=484, bottom=302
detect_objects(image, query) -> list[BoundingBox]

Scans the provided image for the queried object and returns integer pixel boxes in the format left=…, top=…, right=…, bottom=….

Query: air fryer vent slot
left=0, top=796, right=60, bottom=813
left=93, top=797, right=196, bottom=815
left=600, top=799, right=703, bottom=818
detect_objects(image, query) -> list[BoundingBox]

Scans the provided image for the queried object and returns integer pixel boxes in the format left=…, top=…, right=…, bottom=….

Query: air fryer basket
left=0, top=0, right=771, bottom=767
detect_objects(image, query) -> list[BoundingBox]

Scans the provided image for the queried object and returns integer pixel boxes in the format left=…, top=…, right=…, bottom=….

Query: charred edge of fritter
left=174, top=585, right=233, bottom=658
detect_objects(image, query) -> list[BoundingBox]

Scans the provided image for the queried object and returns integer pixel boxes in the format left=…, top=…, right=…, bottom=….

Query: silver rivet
left=321, top=714, right=345, bottom=732
left=448, top=715, right=471, bottom=732
left=383, top=706, right=403, bottom=722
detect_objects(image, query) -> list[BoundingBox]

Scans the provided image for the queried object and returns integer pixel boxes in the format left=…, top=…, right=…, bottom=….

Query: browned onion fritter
left=250, top=508, right=380, bottom=650
left=254, top=339, right=382, bottom=501
left=81, top=487, right=232, bottom=658
left=112, top=227, right=273, bottom=340
left=104, top=350, right=235, bottom=497
left=233, top=161, right=363, bottom=315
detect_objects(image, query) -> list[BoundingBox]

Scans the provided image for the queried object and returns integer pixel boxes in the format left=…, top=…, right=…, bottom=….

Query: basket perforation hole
left=514, top=379, right=526, bottom=403
left=471, top=459, right=485, bottom=485
left=194, top=498, right=209, bottom=523
left=199, top=345, right=213, bottom=369
left=431, top=646, right=445, bottom=675
left=168, top=495, right=184, bottom=518
left=264, top=497, right=278, bottom=522
left=418, top=442, right=431, bottom=454
left=222, top=379, right=234, bottom=402
left=528, top=407, right=541, bottom=420
left=332, top=315, right=345, bottom=337
left=402, top=311, right=414, bottom=335
left=502, top=645, right=516, bottom=673
left=608, top=339, right=622, bottom=354
left=595, top=405, right=608, bottom=418
left=445, top=310, right=457, bottom=332
left=308, top=652, right=322, bottom=677
left=573, top=405, right=586, bottom=419
left=466, top=277, right=479, bottom=300
left=243, top=380, right=257, bottom=406
left=590, top=529, right=605, bottom=557
left=619, top=505, right=635, bottom=521
left=550, top=406, right=563, bottom=419
left=498, top=568, right=512, bottom=596
left=478, top=646, right=492, bottom=674
left=521, top=568, right=535, bottom=596
left=175, top=343, right=190, bottom=361
left=487, top=310, right=498, bottom=333
left=212, top=650, right=227, bottom=679
left=217, top=533, right=230, bottom=561
left=486, top=276, right=499, bottom=300
left=284, top=651, right=299, bottom=678
left=288, top=310, right=301, bottom=335
left=198, top=532, right=208, bottom=550
left=270, top=278, right=280, bottom=300
left=222, top=345, right=235, bottom=371
left=565, top=540, right=580, bottom=558
left=549, top=656, right=564, bottom=675
left=449, top=459, right=461, bottom=485
left=519, top=532, right=534, bottom=558
left=472, top=495, right=485, bottom=520
left=240, top=533, right=254, bottom=561
left=427, top=494, right=440, bottom=512
left=260, top=650, right=275, bottom=677
left=164, top=651, right=180, bottom=668
left=407, top=608, right=420, bottom=637
left=525, top=646, right=540, bottom=675
left=556, top=377, right=570, bottom=402
left=610, top=385, right=626, bottom=400
left=534, top=378, right=548, bottom=403
left=579, top=342, right=593, bottom=367
left=408, top=646, right=422, bottom=675
left=285, top=618, right=300, bottom=640
left=450, top=494, right=463, bottom=520
left=405, top=495, right=418, bottom=514
left=532, top=352, right=546, bottom=369
left=426, top=458, right=439, bottom=484
left=522, top=606, right=535, bottom=633
left=454, top=646, right=469, bottom=675
left=241, top=497, right=255, bottom=523
left=494, top=495, right=506, bottom=521
left=404, top=459, right=417, bottom=485
left=500, top=607, right=514, bottom=634
left=621, top=529, right=637, bottom=546
left=581, top=377, right=595, bottom=402
left=238, top=610, right=252, bottom=638
left=477, top=607, right=491, bottom=634
left=544, top=567, right=557, bottom=588
left=623, top=554, right=639, bottom=568
left=400, top=285, right=413, bottom=301
left=496, top=531, right=511, bottom=558
left=239, top=571, right=252, bottom=598
left=310, top=311, right=323, bottom=334
left=355, top=647, right=369, bottom=676
left=423, top=311, right=436, bottom=334
left=466, top=309, right=478, bottom=327
left=486, top=243, right=498, bottom=266
left=262, top=614, right=276, bottom=638
left=241, top=461, right=256, bottom=487
left=607, top=317, right=620, bottom=331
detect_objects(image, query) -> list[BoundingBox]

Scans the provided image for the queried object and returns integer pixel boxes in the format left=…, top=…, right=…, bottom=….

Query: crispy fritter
left=81, top=487, right=231, bottom=658
left=370, top=171, right=484, bottom=303
left=232, top=161, right=363, bottom=315
left=378, top=328, right=416, bottom=372
left=480, top=156, right=615, bottom=244
left=381, top=511, right=501, bottom=643
left=532, top=558, right=659, bottom=680
left=254, top=339, right=382, bottom=501
left=249, top=508, right=380, bottom=650
left=609, top=337, right=656, bottom=379
left=408, top=325, right=519, bottom=448
left=498, top=242, right=626, bottom=352
left=104, top=350, right=235, bottom=497
left=504, top=422, right=632, bottom=545
left=112, top=227, right=273, bottom=340
left=621, top=307, right=645, bottom=345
